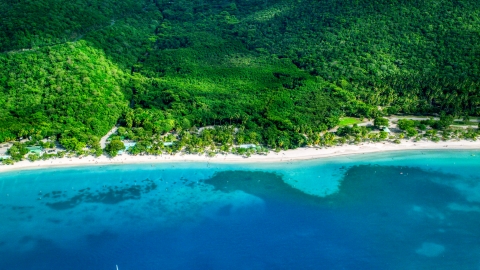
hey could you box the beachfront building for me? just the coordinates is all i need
[238,144,257,149]
[26,146,43,155]
[118,142,137,155]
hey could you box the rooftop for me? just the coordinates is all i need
[238,144,257,149]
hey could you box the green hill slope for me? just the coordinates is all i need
[1,0,479,146]
[0,0,145,51]
[241,0,480,114]
[0,41,128,142]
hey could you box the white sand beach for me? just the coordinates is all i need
[1,139,480,173]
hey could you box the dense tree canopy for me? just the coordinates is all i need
[0,41,129,143]
[0,0,145,51]
[1,0,479,147]
[105,139,125,157]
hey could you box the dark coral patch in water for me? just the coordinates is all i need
[11,206,34,211]
[203,171,324,206]
[47,218,62,224]
[85,231,118,248]
[216,204,232,216]
[203,166,471,210]
[329,165,466,208]
[44,179,157,210]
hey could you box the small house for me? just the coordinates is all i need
[118,142,137,155]
[27,146,43,155]
[238,144,257,149]
[124,142,137,150]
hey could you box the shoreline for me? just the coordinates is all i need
[1,139,480,173]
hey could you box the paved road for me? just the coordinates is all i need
[100,126,118,149]
[332,115,479,133]
[392,115,479,122]
[0,143,12,156]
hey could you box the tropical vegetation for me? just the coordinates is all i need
[1,0,479,160]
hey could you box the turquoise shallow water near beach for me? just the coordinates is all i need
[0,150,480,269]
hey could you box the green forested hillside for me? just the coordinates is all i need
[243,0,480,115]
[1,0,479,146]
[0,41,128,142]
[0,0,145,51]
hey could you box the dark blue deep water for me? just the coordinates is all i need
[1,150,480,269]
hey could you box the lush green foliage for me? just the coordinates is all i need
[398,115,453,131]
[6,142,29,161]
[0,41,129,143]
[1,0,480,148]
[0,0,145,51]
[374,117,389,127]
[105,140,125,157]
[241,0,480,115]
[338,117,361,127]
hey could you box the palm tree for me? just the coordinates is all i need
[241,115,249,125]
[234,113,240,125]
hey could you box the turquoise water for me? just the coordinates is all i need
[0,150,480,269]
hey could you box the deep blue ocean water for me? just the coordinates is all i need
[1,150,480,270]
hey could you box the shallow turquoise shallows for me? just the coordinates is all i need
[1,150,480,270]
